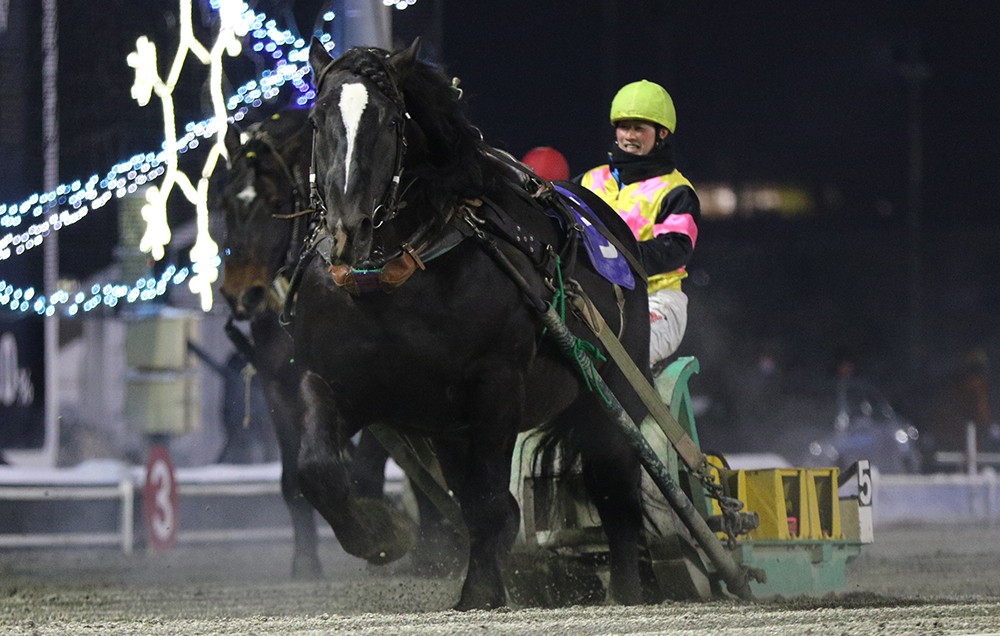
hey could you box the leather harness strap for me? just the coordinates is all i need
[570,292,708,474]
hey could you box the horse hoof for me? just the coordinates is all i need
[452,596,507,611]
[349,497,418,565]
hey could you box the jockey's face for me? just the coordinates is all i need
[615,119,668,156]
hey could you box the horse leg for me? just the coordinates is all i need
[296,370,416,564]
[350,428,389,499]
[254,356,322,579]
[407,438,470,577]
[452,372,522,611]
[574,401,645,605]
[275,416,322,579]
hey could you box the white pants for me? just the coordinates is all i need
[649,288,688,367]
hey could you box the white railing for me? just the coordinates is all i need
[933,422,1000,475]
[876,470,999,524]
[0,480,135,553]
[2,446,998,554]
[0,462,392,553]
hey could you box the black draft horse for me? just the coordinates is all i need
[216,109,463,577]
[215,109,323,578]
[293,39,651,609]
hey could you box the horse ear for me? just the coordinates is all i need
[224,124,242,164]
[309,38,334,85]
[391,37,421,69]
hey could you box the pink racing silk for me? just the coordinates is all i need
[652,212,698,246]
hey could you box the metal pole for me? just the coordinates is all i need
[41,0,59,467]
[966,421,978,477]
[538,306,755,601]
[900,34,928,381]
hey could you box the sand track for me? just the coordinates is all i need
[1,523,998,635]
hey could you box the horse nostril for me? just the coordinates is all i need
[241,286,267,313]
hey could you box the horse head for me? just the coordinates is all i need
[307,39,491,267]
[216,110,312,319]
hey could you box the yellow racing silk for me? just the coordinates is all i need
[580,165,698,292]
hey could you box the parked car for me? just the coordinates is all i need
[798,378,923,474]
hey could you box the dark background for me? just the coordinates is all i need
[2,1,998,456]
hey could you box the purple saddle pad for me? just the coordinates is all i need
[553,184,635,290]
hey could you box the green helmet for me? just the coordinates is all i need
[610,80,677,133]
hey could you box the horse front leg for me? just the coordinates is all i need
[251,319,322,578]
[296,371,416,564]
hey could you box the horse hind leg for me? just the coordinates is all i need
[296,370,417,564]
[571,400,645,605]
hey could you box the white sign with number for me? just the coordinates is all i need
[855,459,874,544]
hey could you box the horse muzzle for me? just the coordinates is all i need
[331,215,374,266]
[221,262,273,319]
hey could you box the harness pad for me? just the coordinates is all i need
[553,184,636,291]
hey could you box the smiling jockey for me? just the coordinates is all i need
[579,80,701,371]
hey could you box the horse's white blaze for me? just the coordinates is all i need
[236,183,257,203]
[339,82,369,194]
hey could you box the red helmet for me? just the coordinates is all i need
[521,146,569,182]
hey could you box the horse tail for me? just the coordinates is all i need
[528,407,588,483]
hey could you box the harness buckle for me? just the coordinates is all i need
[372,204,391,229]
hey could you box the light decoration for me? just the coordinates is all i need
[0,260,213,317]
[125,0,251,311]
[0,0,408,316]
[0,4,336,269]
[383,0,418,10]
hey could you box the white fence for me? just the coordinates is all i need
[0,480,135,552]
[875,470,999,525]
[0,461,399,552]
[1,457,997,554]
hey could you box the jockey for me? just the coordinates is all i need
[579,79,701,371]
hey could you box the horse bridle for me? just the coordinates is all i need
[309,49,410,233]
[279,48,467,303]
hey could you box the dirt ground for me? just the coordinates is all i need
[1,522,999,635]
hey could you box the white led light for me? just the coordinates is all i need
[124,0,253,310]
[0,0,413,313]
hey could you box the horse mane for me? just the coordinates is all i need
[331,46,499,208]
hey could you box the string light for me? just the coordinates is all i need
[383,0,418,10]
[0,260,212,317]
[125,0,254,311]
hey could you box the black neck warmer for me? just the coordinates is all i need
[608,138,676,185]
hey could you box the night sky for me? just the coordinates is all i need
[9,1,996,228]
[431,1,1000,227]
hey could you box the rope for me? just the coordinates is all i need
[572,337,611,405]
[240,363,256,429]
[538,255,610,405]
